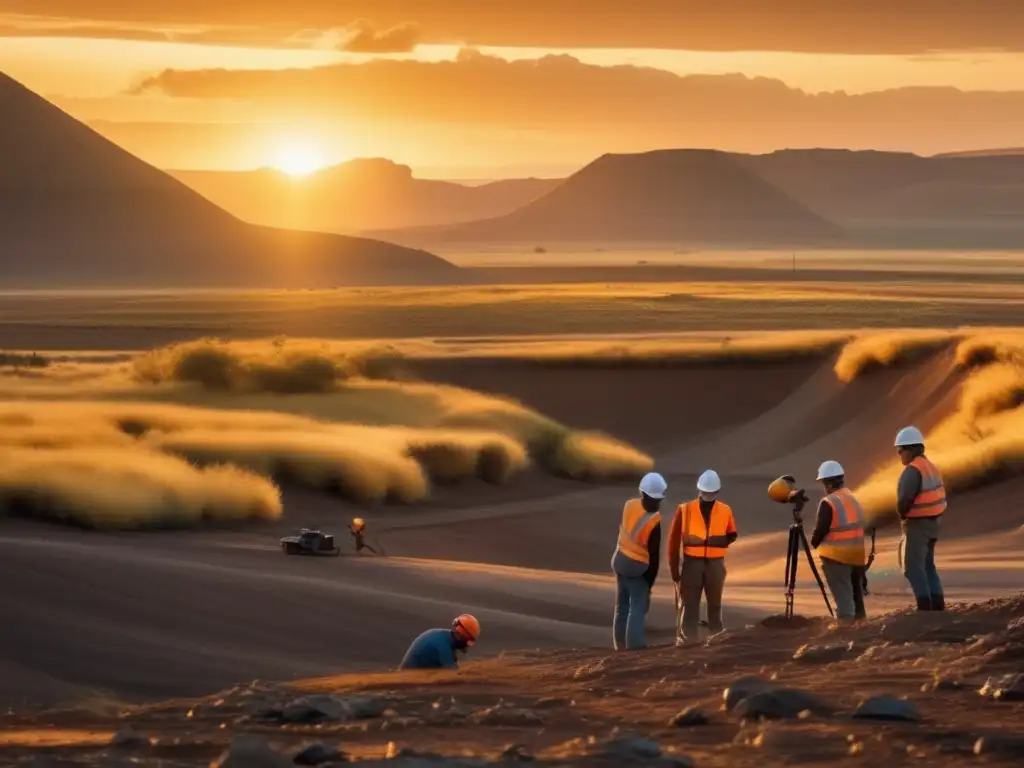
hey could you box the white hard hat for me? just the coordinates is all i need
[638,472,667,499]
[816,460,845,481]
[696,469,721,494]
[894,426,925,447]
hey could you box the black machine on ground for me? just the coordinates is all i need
[280,528,341,557]
[767,475,835,620]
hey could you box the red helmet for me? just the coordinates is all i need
[452,614,480,646]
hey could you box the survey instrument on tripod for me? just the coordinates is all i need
[767,475,835,620]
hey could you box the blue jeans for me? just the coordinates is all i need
[614,574,650,650]
[901,517,943,603]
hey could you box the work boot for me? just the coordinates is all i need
[930,594,946,611]
[915,595,932,611]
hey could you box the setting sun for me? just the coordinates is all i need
[269,142,326,177]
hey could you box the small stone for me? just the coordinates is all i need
[734,688,832,720]
[793,641,855,663]
[499,743,534,761]
[281,694,387,723]
[853,695,921,722]
[722,676,775,711]
[468,706,544,727]
[110,727,152,748]
[212,735,292,768]
[974,734,1024,756]
[979,673,1024,701]
[669,707,710,727]
[601,737,661,760]
[293,742,346,765]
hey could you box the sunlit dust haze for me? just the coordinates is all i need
[3,1,1024,178]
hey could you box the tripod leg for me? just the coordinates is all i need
[797,526,835,618]
[785,527,799,619]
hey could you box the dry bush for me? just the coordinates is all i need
[131,337,404,393]
[448,331,851,369]
[0,351,50,368]
[959,363,1024,421]
[955,332,1024,369]
[0,445,282,529]
[833,330,958,383]
[542,430,654,481]
[145,428,430,505]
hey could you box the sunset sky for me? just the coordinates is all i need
[2,1,1023,178]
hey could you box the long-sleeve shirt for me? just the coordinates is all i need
[644,524,661,588]
[810,498,832,549]
[399,628,458,670]
[896,464,923,520]
[667,499,738,581]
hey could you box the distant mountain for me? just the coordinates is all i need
[0,73,455,288]
[376,149,844,246]
[936,148,1024,158]
[170,160,560,234]
[742,149,1024,247]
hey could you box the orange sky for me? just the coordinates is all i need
[2,2,1023,178]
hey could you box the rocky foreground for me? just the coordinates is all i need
[2,595,1022,767]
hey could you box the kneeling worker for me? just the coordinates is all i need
[399,614,480,670]
[611,472,665,651]
[668,470,738,645]
[810,461,867,621]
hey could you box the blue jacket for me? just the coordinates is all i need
[399,628,459,670]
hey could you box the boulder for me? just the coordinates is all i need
[722,676,775,711]
[280,694,387,723]
[853,695,921,722]
[109,727,152,748]
[293,742,347,765]
[211,735,292,768]
[974,734,1024,756]
[734,688,832,720]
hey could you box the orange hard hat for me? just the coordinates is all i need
[352,517,365,532]
[452,614,480,645]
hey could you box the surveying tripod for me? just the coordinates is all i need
[783,494,835,620]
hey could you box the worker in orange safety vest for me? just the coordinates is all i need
[894,426,947,611]
[610,472,665,650]
[667,469,738,646]
[809,460,868,621]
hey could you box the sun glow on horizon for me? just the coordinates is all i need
[268,141,328,177]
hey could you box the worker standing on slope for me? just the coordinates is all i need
[668,470,738,646]
[810,461,867,621]
[894,426,947,611]
[611,472,665,651]
[399,614,480,670]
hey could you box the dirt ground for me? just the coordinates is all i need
[1,262,1023,765]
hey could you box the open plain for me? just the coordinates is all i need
[1,256,1022,766]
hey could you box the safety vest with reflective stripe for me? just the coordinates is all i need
[679,499,736,559]
[907,456,946,518]
[616,498,660,564]
[817,488,867,566]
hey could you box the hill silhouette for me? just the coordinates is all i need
[171,160,559,234]
[743,149,1024,248]
[376,149,845,246]
[0,73,455,288]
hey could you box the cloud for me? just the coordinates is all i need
[334,19,420,53]
[130,52,1024,152]
[3,1,1024,54]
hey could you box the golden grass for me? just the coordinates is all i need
[131,337,404,392]
[0,444,282,530]
[832,330,958,383]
